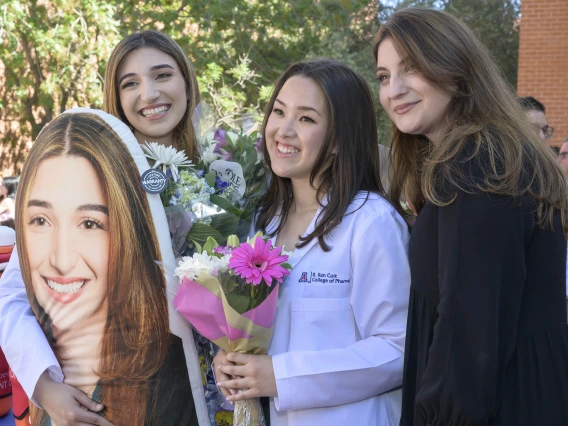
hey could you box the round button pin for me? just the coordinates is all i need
[140,169,168,194]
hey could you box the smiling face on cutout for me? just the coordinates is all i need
[265,75,329,184]
[26,156,110,333]
[117,47,188,146]
[376,38,452,143]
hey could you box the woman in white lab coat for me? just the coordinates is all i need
[214,59,411,425]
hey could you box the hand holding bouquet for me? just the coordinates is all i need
[173,233,291,426]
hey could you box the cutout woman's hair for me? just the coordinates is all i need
[17,112,170,425]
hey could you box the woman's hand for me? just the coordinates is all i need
[216,353,277,402]
[213,349,237,399]
[33,370,114,426]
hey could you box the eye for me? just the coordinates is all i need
[79,218,106,231]
[377,74,389,83]
[28,215,50,227]
[299,116,315,123]
[121,80,137,89]
[156,72,173,80]
[272,108,284,116]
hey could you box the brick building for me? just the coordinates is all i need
[517,0,568,147]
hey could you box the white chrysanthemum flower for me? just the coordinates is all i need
[175,252,230,280]
[142,141,193,181]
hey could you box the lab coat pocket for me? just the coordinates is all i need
[289,297,357,351]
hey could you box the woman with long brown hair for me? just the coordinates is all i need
[15,110,197,425]
[374,7,568,425]
[103,30,201,161]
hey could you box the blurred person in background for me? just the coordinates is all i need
[518,96,554,143]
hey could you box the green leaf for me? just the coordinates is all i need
[210,194,243,217]
[203,236,220,255]
[188,223,224,245]
[225,293,253,315]
[192,240,203,253]
[205,170,217,187]
[210,213,240,243]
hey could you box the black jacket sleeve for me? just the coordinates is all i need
[414,191,532,425]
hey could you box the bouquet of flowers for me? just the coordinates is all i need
[173,233,291,426]
[193,102,265,239]
[141,102,265,258]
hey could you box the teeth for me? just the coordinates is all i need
[141,105,169,117]
[277,144,300,154]
[47,279,86,294]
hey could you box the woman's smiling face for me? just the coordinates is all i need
[117,47,188,146]
[265,75,329,183]
[376,38,452,143]
[26,155,110,332]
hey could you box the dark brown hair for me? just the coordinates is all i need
[256,60,387,251]
[18,113,169,425]
[373,7,568,233]
[103,30,201,161]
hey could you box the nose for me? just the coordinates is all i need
[140,79,159,104]
[276,117,297,139]
[49,226,79,275]
[388,74,408,100]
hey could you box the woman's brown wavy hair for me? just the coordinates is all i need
[103,30,201,162]
[373,7,568,233]
[17,113,170,425]
[256,60,388,251]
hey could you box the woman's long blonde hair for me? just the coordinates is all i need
[374,7,568,233]
[103,30,201,161]
[17,113,170,425]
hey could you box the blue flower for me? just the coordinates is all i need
[215,174,230,191]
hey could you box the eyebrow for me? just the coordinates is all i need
[28,199,52,209]
[28,200,109,216]
[118,64,175,85]
[275,98,321,117]
[77,204,109,216]
[376,57,412,74]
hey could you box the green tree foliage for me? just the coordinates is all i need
[310,0,521,144]
[379,0,521,86]
[0,0,520,172]
[0,0,120,169]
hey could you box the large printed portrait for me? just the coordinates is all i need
[16,111,198,425]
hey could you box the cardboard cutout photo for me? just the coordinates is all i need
[16,110,199,426]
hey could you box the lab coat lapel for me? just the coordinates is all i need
[287,203,323,269]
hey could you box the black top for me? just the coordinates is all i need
[40,334,197,426]
[150,333,198,426]
[401,180,568,424]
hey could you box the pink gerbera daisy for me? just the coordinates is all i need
[229,238,290,286]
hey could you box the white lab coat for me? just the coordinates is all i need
[267,192,410,426]
[0,109,210,425]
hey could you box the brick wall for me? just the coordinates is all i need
[517,0,568,147]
